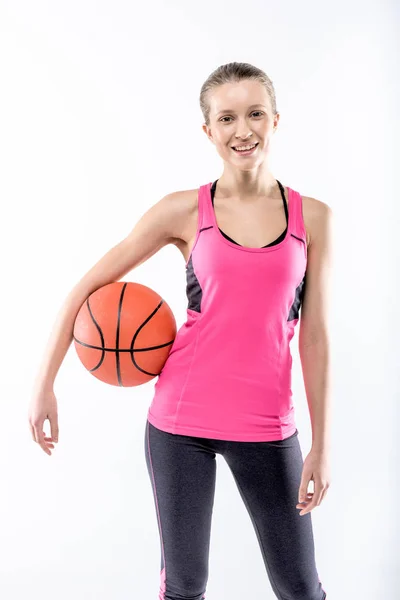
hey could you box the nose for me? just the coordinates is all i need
[234,127,253,141]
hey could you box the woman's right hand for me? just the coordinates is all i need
[28,387,59,456]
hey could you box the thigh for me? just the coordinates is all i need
[223,431,326,600]
[144,420,217,600]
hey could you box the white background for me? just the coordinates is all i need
[1,1,399,598]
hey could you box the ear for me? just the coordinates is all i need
[202,123,214,144]
[273,112,280,131]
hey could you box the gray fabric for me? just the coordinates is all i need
[144,420,326,600]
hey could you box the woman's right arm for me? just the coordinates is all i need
[28,190,193,455]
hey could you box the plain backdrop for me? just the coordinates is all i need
[0,1,399,599]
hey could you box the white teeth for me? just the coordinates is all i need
[234,143,256,151]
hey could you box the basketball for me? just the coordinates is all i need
[73,281,177,387]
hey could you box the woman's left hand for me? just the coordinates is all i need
[296,449,331,516]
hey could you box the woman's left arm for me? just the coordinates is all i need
[296,198,334,515]
[299,198,334,452]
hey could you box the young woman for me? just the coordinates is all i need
[29,62,331,600]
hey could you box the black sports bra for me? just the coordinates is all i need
[211,179,288,248]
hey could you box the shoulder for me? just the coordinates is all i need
[300,195,333,248]
[163,188,198,208]
[162,188,198,223]
[158,188,199,243]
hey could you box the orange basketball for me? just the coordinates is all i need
[73,281,177,387]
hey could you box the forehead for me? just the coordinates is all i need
[209,80,270,114]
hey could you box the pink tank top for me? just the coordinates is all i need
[147,181,308,441]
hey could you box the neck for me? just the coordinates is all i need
[216,165,279,199]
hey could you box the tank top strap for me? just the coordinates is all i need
[198,182,215,229]
[198,182,306,244]
[287,186,307,243]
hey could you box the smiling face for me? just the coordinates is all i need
[202,79,280,170]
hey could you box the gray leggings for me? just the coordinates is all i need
[144,420,327,600]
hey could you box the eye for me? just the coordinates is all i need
[219,111,264,123]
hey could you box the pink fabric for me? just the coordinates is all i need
[147,182,307,441]
[158,568,166,600]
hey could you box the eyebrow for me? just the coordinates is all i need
[216,104,266,116]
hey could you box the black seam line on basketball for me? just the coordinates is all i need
[116,283,128,386]
[86,295,106,372]
[72,337,174,353]
[290,233,306,244]
[129,299,166,377]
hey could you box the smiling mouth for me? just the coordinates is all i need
[231,143,259,152]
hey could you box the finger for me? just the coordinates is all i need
[296,492,313,506]
[31,419,43,444]
[314,484,325,506]
[296,497,313,512]
[300,486,324,515]
[50,421,59,443]
[29,422,37,442]
[29,420,52,454]
[42,432,55,450]
[300,494,319,514]
[298,494,317,514]
[319,487,329,503]
[298,482,311,503]
[34,427,51,455]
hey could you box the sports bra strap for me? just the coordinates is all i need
[198,181,306,243]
